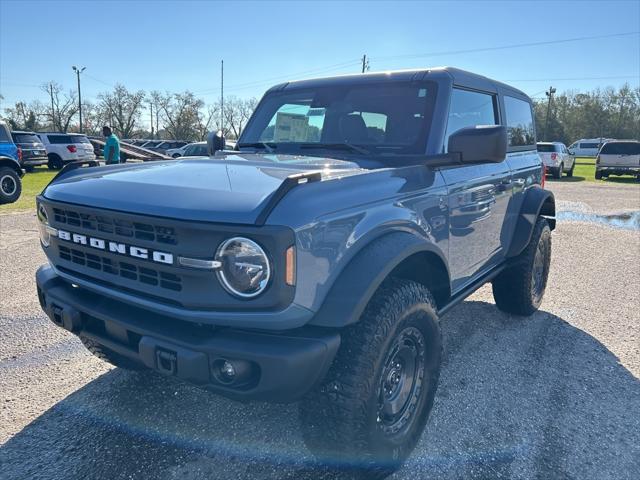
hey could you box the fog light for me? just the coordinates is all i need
[220,360,236,380]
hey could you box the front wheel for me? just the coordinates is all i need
[299,279,442,479]
[492,217,551,315]
[0,167,22,204]
[595,170,602,180]
[566,160,575,178]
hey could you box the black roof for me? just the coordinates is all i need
[267,66,530,100]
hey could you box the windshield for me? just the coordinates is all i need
[12,133,41,144]
[240,81,437,157]
[600,142,640,155]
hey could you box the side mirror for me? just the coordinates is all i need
[448,125,507,164]
[207,130,226,155]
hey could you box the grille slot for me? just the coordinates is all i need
[58,245,182,292]
[53,208,177,245]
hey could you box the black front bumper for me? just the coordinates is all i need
[36,265,340,402]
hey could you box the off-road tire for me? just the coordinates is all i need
[299,278,442,479]
[492,217,551,316]
[553,164,563,179]
[80,336,145,371]
[595,170,602,180]
[47,154,63,170]
[0,167,22,204]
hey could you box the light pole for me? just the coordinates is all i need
[72,66,86,132]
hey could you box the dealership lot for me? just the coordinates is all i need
[1,182,638,480]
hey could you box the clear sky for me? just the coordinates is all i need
[1,0,638,127]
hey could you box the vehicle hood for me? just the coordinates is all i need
[42,154,365,224]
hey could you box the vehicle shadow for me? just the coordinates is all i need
[1,301,638,480]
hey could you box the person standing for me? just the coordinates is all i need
[102,126,121,164]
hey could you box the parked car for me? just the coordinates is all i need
[0,120,24,204]
[568,138,611,157]
[11,131,48,171]
[537,142,575,179]
[179,141,208,157]
[165,143,191,158]
[37,132,96,169]
[35,67,555,478]
[147,140,188,154]
[595,140,640,180]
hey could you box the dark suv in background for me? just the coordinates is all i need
[11,131,48,171]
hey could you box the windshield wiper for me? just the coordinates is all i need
[237,142,277,153]
[299,143,372,155]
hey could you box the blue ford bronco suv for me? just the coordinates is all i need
[0,120,24,204]
[36,67,555,477]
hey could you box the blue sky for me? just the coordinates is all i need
[1,0,638,125]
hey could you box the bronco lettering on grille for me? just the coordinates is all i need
[57,229,174,265]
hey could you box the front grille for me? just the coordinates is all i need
[59,245,182,292]
[53,207,177,245]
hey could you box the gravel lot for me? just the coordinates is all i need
[1,181,639,480]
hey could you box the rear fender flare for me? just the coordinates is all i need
[507,186,555,258]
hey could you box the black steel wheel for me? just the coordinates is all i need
[299,279,442,479]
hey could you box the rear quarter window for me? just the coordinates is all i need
[600,142,640,155]
[47,135,73,144]
[504,96,535,148]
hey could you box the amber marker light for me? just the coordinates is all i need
[285,246,296,286]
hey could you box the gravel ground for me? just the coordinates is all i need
[1,181,639,480]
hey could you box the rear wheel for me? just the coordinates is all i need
[0,167,22,204]
[492,217,551,316]
[299,279,442,479]
[595,170,602,180]
[553,164,563,179]
[47,154,63,170]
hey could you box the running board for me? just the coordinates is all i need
[438,264,506,317]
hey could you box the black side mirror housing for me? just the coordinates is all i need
[207,130,226,155]
[447,125,507,164]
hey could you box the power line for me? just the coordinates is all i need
[372,31,640,62]
[508,75,639,82]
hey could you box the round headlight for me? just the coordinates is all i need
[215,237,271,298]
[37,203,51,247]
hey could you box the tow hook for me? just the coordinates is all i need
[156,349,177,376]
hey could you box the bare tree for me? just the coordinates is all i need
[41,81,79,132]
[223,96,258,139]
[157,91,205,141]
[3,100,46,131]
[97,85,146,138]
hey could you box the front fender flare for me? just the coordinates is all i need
[309,231,448,328]
[507,186,555,258]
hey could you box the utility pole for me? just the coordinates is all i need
[72,66,86,132]
[150,101,154,138]
[48,83,55,130]
[543,86,556,141]
[361,54,369,73]
[220,59,224,136]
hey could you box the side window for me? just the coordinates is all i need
[504,96,535,148]
[0,126,11,142]
[444,88,497,150]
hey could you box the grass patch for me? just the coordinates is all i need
[547,157,639,185]
[0,168,56,213]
